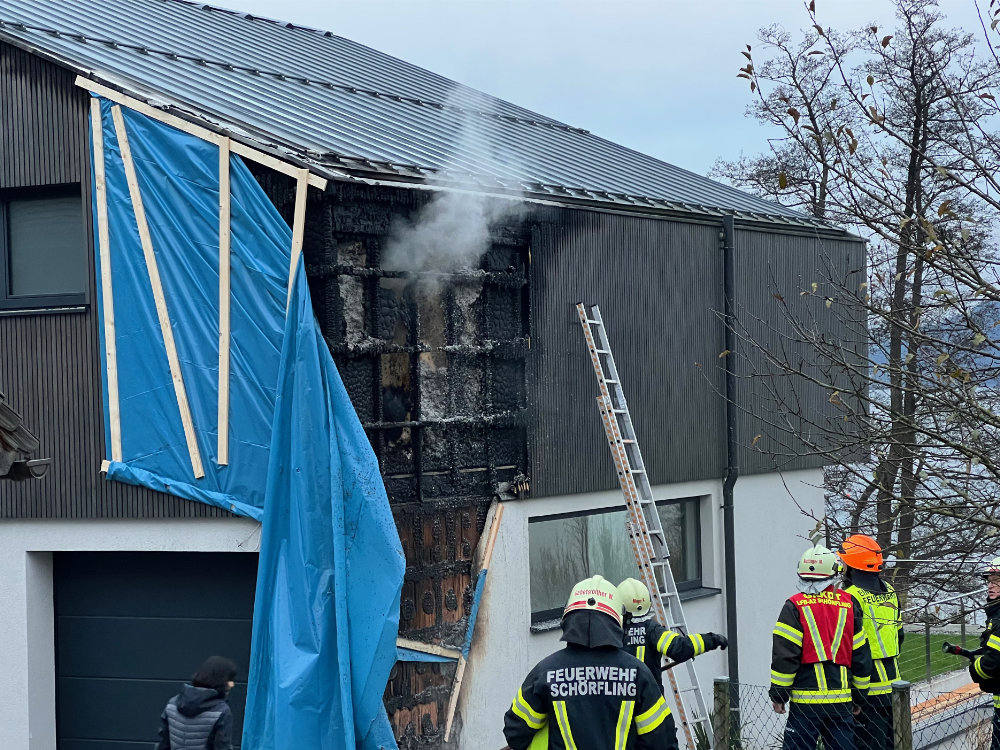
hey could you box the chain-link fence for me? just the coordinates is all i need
[898,588,989,685]
[706,679,994,750]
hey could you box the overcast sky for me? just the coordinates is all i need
[221,0,989,177]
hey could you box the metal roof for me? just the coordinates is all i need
[0,0,831,227]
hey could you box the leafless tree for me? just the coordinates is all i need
[712,0,1000,609]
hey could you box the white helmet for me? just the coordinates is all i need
[563,575,622,626]
[798,545,841,580]
[617,578,651,617]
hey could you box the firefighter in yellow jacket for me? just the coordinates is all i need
[503,575,677,750]
[838,534,903,750]
[770,545,872,750]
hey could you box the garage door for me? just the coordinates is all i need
[54,552,257,750]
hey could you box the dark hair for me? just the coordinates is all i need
[192,656,238,693]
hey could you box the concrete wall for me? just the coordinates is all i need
[0,516,259,750]
[457,468,825,749]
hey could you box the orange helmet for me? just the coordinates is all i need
[837,534,883,572]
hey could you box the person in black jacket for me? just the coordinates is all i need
[770,545,872,750]
[155,655,237,750]
[970,557,1000,750]
[503,574,677,750]
[618,577,727,692]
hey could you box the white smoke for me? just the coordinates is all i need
[381,89,526,273]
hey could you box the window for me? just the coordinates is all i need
[529,498,701,623]
[1,187,87,311]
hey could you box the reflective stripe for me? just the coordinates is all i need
[615,700,635,750]
[658,631,678,652]
[635,695,670,735]
[975,657,991,681]
[512,688,546,730]
[553,701,578,750]
[791,688,853,704]
[989,634,1000,652]
[636,645,646,665]
[774,622,804,647]
[830,607,849,658]
[853,631,866,649]
[875,660,889,685]
[691,634,706,656]
[771,669,795,687]
[994,694,1000,709]
[852,673,870,690]
[801,606,829,661]
[814,664,828,692]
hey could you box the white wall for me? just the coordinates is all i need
[0,517,260,750]
[732,468,826,686]
[458,467,825,750]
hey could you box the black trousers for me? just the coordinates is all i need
[854,697,892,750]
[782,705,855,750]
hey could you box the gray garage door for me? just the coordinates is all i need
[54,552,257,750]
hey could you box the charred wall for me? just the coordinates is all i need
[251,171,530,748]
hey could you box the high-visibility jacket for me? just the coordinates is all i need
[971,599,1000,702]
[622,613,711,690]
[769,586,872,711]
[503,644,677,750]
[846,582,903,697]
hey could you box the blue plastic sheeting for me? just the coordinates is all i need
[245,268,404,749]
[89,97,404,750]
[396,648,457,664]
[93,98,288,519]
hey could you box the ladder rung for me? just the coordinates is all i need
[603,379,619,384]
[594,348,611,354]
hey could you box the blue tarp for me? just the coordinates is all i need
[89,97,404,750]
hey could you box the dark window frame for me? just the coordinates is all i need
[528,497,702,624]
[0,184,88,312]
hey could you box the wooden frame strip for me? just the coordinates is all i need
[111,105,205,479]
[395,637,461,661]
[91,99,123,463]
[217,138,232,466]
[287,168,310,308]
[75,77,329,190]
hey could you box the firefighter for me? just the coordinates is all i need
[617,577,728,692]
[837,534,903,750]
[503,574,677,750]
[770,545,872,750]
[970,556,1000,750]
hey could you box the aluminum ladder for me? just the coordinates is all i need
[576,303,712,750]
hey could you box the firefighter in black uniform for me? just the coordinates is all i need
[618,577,728,692]
[770,545,872,750]
[503,574,677,750]
[970,556,1000,750]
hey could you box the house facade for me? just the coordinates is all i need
[0,2,864,749]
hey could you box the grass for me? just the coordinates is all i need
[897,632,973,683]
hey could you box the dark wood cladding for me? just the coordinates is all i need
[733,228,866,474]
[0,42,229,518]
[528,209,728,497]
[0,42,84,188]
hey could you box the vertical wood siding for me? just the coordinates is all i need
[529,209,728,497]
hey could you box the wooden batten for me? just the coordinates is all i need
[90,99,122,464]
[75,77,328,189]
[111,105,205,480]
[287,168,309,308]
[217,138,232,466]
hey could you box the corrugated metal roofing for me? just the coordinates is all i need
[0,0,823,225]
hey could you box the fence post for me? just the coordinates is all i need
[924,622,932,683]
[713,677,731,750]
[891,680,913,750]
[960,603,967,648]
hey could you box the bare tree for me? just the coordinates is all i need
[712,0,1000,607]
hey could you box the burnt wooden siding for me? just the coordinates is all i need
[0,41,229,517]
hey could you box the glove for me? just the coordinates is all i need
[705,633,728,651]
